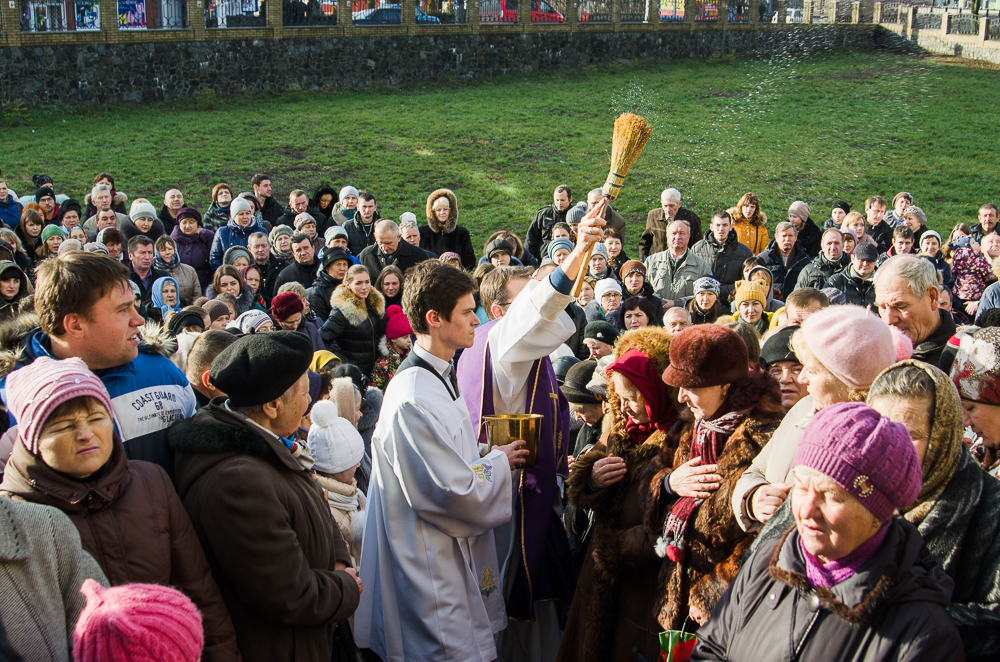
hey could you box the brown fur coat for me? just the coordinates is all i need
[645,369,785,631]
[558,328,681,662]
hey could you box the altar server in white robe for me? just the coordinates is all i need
[354,207,608,662]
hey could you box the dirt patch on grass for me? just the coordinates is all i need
[929,55,1000,71]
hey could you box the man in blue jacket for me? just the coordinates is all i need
[0,179,23,229]
[0,252,196,477]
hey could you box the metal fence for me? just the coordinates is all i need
[915,11,942,29]
[947,12,978,35]
[729,0,750,22]
[21,0,100,31]
[879,2,902,23]
[694,0,718,20]
[479,0,517,22]
[578,0,609,21]
[284,0,338,25]
[351,0,402,23]
[118,0,187,28]
[418,0,466,23]
[205,0,266,26]
[990,17,1000,40]
[620,0,645,22]
[659,0,682,21]
[531,0,566,22]
[759,0,777,22]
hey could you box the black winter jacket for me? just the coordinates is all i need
[358,240,434,281]
[526,203,570,261]
[343,214,381,257]
[759,241,811,299]
[309,270,342,324]
[795,217,823,258]
[272,259,319,294]
[276,204,331,236]
[320,286,386,377]
[866,219,895,255]
[691,229,754,298]
[795,252,851,291]
[694,520,963,662]
[825,266,877,308]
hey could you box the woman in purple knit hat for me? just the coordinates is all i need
[692,402,964,662]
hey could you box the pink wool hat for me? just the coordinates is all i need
[793,402,921,522]
[6,356,113,455]
[385,305,413,341]
[799,305,895,391]
[73,579,203,662]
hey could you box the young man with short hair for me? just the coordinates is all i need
[344,191,381,256]
[0,252,197,475]
[128,235,169,302]
[864,195,893,254]
[251,173,283,225]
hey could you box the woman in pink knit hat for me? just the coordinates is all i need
[0,357,240,662]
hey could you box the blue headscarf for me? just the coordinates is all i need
[151,276,182,319]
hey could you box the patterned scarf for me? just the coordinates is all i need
[657,408,748,562]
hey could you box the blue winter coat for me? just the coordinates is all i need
[209,219,266,271]
[0,195,23,229]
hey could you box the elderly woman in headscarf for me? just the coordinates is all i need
[950,326,1000,476]
[693,402,963,661]
[866,359,1000,661]
[645,324,785,633]
[558,327,678,662]
[732,305,900,534]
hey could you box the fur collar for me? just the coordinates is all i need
[425,189,458,234]
[768,524,901,626]
[0,313,39,378]
[169,415,274,459]
[331,284,385,326]
[359,386,383,433]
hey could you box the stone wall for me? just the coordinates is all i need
[1,25,883,106]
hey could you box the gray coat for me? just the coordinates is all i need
[695,520,964,662]
[0,499,108,662]
[691,230,754,298]
[645,249,711,301]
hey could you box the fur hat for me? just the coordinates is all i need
[794,402,921,523]
[322,246,352,270]
[210,331,312,407]
[73,579,203,662]
[271,291,304,321]
[663,324,748,388]
[308,400,365,475]
[385,305,413,341]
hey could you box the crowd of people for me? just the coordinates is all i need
[0,170,997,662]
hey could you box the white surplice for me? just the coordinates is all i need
[354,343,513,662]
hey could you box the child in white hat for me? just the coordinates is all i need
[308,399,367,567]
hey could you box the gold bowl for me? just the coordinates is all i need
[483,414,543,469]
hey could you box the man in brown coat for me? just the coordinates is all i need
[639,187,702,260]
[169,331,361,662]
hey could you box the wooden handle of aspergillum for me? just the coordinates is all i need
[570,190,615,298]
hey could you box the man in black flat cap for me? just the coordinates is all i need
[168,331,361,662]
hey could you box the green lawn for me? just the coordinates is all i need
[3,50,999,254]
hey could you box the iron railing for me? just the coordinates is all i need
[578,0,609,21]
[479,0,517,22]
[205,0,266,27]
[21,0,100,31]
[119,0,187,29]
[418,0,466,23]
[532,0,566,22]
[284,0,338,25]
[947,13,978,35]
[620,0,645,22]
[990,17,1000,40]
[729,0,750,22]
[694,0,718,20]
[659,0,683,21]
[351,0,403,24]
[759,0,777,22]
[915,11,942,29]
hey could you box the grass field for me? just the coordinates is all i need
[3,50,999,254]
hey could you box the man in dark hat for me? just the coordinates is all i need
[824,241,878,308]
[168,331,361,662]
[758,325,806,412]
[583,320,619,360]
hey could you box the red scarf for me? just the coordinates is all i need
[608,349,677,444]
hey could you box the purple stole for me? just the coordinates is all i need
[456,318,575,621]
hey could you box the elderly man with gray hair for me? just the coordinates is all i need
[875,254,957,366]
[83,184,131,235]
[639,187,703,260]
[357,219,435,278]
[158,188,185,234]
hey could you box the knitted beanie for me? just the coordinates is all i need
[950,326,1000,405]
[58,239,83,255]
[202,299,230,323]
[485,237,513,260]
[223,245,253,266]
[84,242,110,255]
[903,205,927,226]
[35,186,56,202]
[130,201,157,221]
[236,309,273,335]
[384,305,413,341]
[73,579,203,662]
[308,400,365,475]
[399,211,417,225]
[41,224,65,242]
[547,238,574,260]
[439,251,462,264]
[594,278,622,301]
[176,207,202,224]
[269,224,294,246]
[793,402,922,522]
[294,213,316,231]
[339,186,360,201]
[832,200,851,214]
[621,259,646,278]
[733,280,768,308]
[271,291,304,321]
[693,277,720,297]
[325,225,348,245]
[663,324,748,389]
[921,230,942,245]
[6,356,113,455]
[789,201,811,221]
[800,305,895,391]
[590,242,609,261]
[229,197,252,220]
